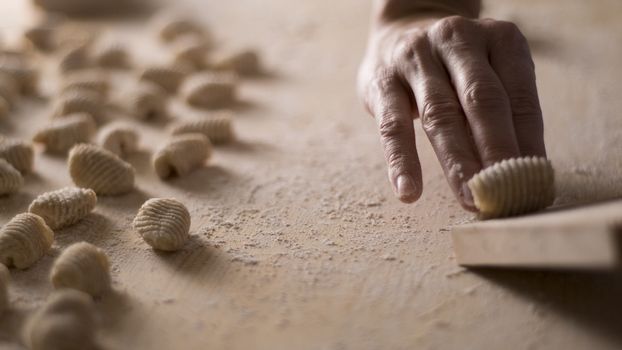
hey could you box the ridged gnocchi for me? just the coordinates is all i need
[0,263,9,314]
[0,137,34,173]
[53,89,106,123]
[68,144,135,195]
[0,159,23,196]
[123,82,168,120]
[0,73,19,108]
[0,213,54,269]
[170,113,235,144]
[61,70,109,98]
[213,49,260,75]
[58,45,90,73]
[24,26,56,52]
[33,113,97,153]
[173,36,209,70]
[95,43,130,69]
[0,96,8,120]
[50,242,111,297]
[24,289,99,350]
[133,198,191,251]
[0,58,39,95]
[139,65,189,94]
[97,123,140,157]
[181,71,237,109]
[155,15,205,43]
[468,156,556,219]
[28,187,97,230]
[153,133,211,179]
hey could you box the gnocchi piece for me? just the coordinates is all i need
[0,159,24,196]
[0,57,39,95]
[123,82,168,120]
[133,198,191,251]
[68,144,135,195]
[0,96,8,120]
[170,113,235,145]
[213,49,260,75]
[58,45,90,73]
[61,70,109,98]
[53,89,106,123]
[24,26,56,52]
[468,156,556,219]
[24,289,99,350]
[139,65,189,94]
[181,72,238,109]
[33,113,97,153]
[0,71,20,107]
[28,187,97,230]
[0,137,35,173]
[0,263,9,314]
[173,36,209,70]
[50,242,110,297]
[95,43,130,69]
[97,123,140,157]
[0,213,54,269]
[155,14,206,43]
[153,133,211,180]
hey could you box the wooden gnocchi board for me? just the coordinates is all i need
[452,200,622,269]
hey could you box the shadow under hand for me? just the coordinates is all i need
[474,268,622,346]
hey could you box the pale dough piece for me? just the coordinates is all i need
[28,187,97,230]
[58,45,90,73]
[173,36,209,70]
[0,73,19,108]
[53,89,106,123]
[170,112,235,144]
[152,133,211,180]
[133,198,191,251]
[467,156,555,219]
[0,159,24,196]
[50,241,111,297]
[123,82,168,120]
[68,144,135,195]
[33,113,97,154]
[97,122,140,157]
[154,14,206,43]
[0,213,54,269]
[0,263,9,314]
[138,65,189,94]
[0,57,39,95]
[24,289,99,350]
[213,49,260,75]
[61,70,109,98]
[0,96,8,120]
[95,43,130,69]
[181,71,238,109]
[0,136,35,174]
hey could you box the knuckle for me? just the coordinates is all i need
[420,97,463,134]
[481,144,518,163]
[508,88,542,119]
[492,20,529,47]
[386,149,409,171]
[431,16,475,41]
[378,112,409,140]
[463,80,507,111]
[361,68,400,115]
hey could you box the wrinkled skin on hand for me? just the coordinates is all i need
[358,15,545,211]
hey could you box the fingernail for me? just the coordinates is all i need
[461,182,476,209]
[396,174,417,202]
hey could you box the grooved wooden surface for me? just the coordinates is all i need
[1,1,622,349]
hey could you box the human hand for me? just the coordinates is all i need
[358,15,545,211]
